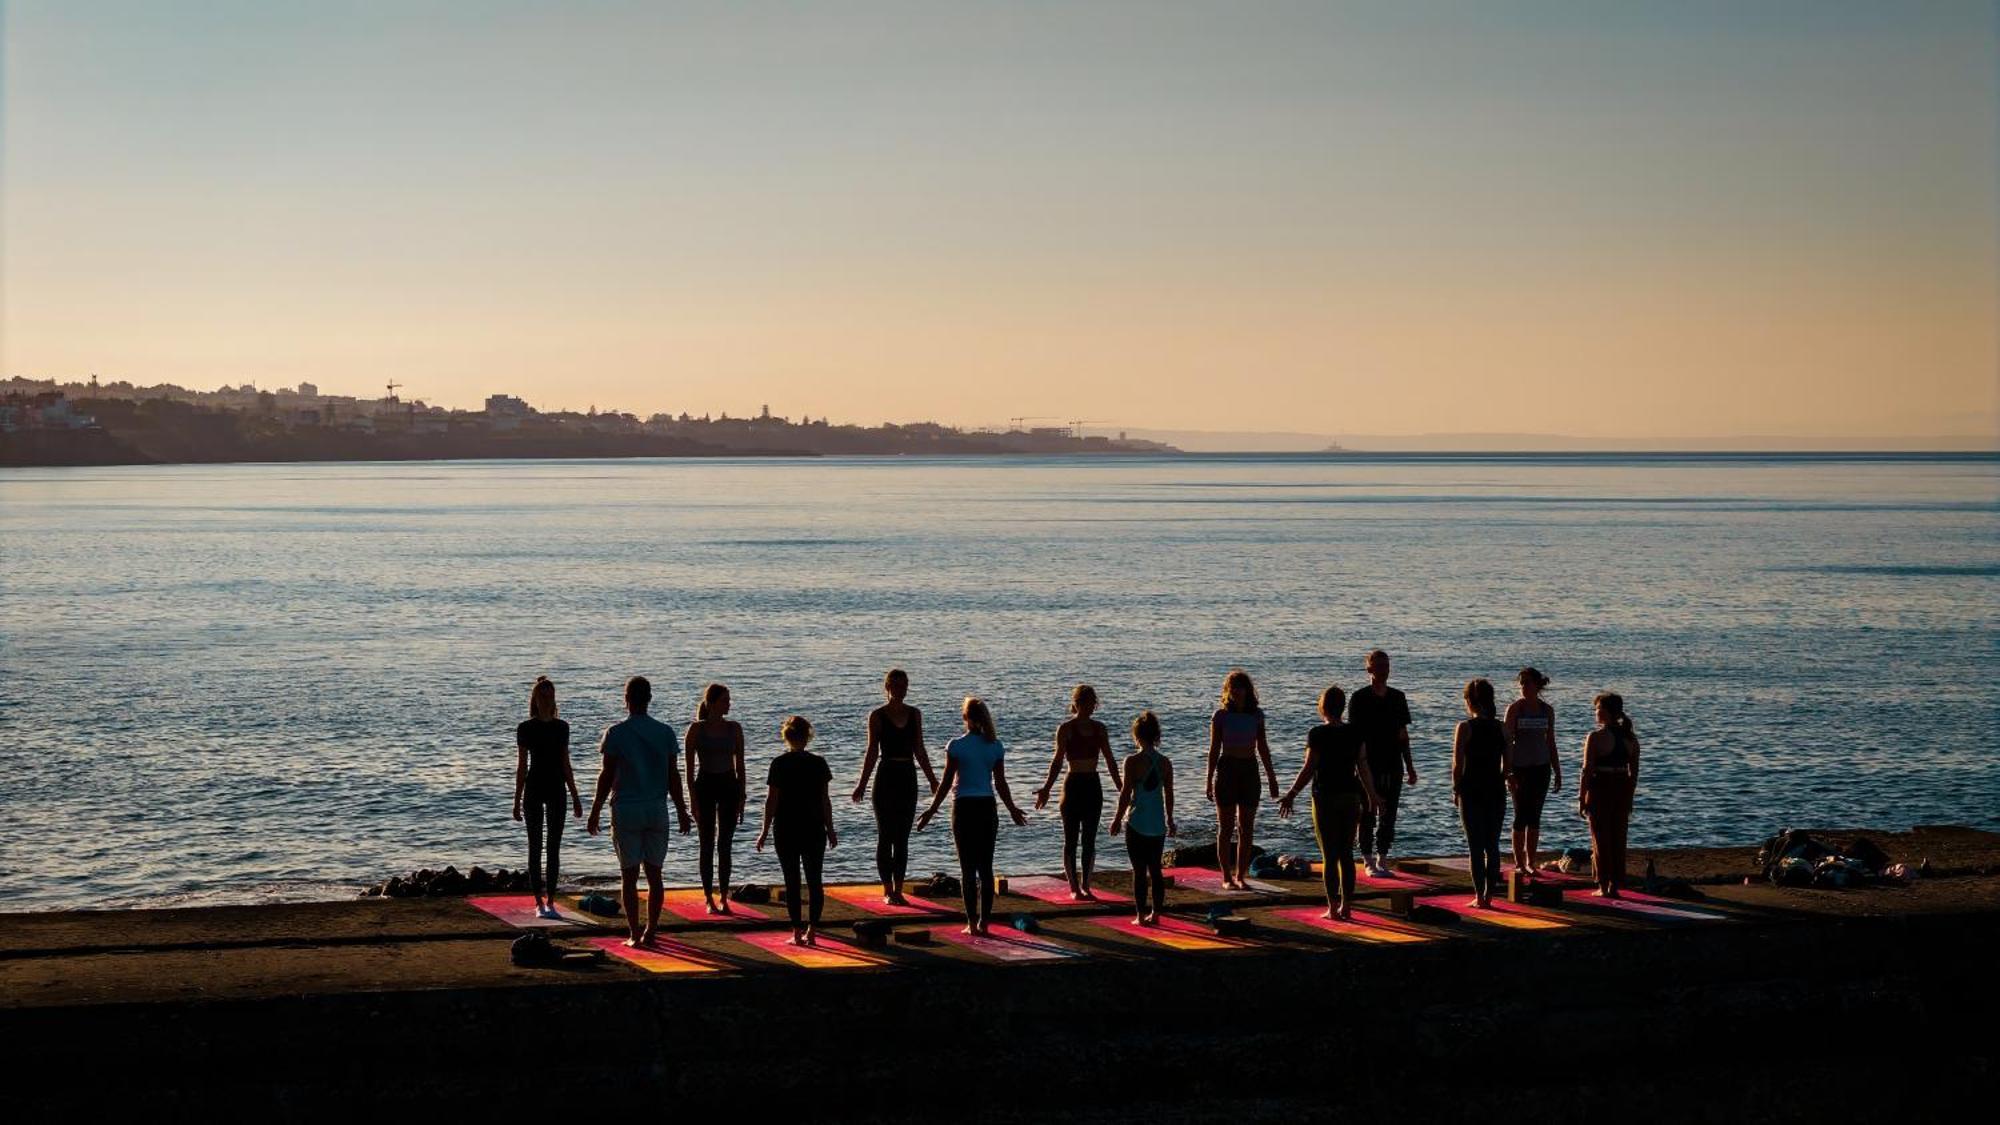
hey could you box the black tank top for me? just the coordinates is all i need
[878,708,919,761]
[1599,725,1632,770]
[1457,717,1507,799]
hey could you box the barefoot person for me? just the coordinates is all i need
[513,676,582,920]
[1452,679,1510,908]
[587,677,692,947]
[1034,684,1123,900]
[852,669,939,906]
[1504,667,1561,877]
[1109,710,1176,924]
[916,697,1028,935]
[684,683,746,914]
[1205,670,1279,890]
[1278,685,1380,920]
[1578,693,1640,898]
[1352,650,1418,877]
[756,716,837,945]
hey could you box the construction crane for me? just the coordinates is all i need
[1008,415,1056,432]
[1068,419,1110,439]
[384,381,403,403]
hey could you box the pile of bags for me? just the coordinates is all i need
[1757,829,1913,888]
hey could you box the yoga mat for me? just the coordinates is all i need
[735,928,886,969]
[1413,895,1568,930]
[660,888,770,923]
[1162,867,1283,895]
[1275,907,1435,944]
[824,884,953,915]
[1004,874,1131,905]
[1580,893,1725,923]
[1087,914,1247,951]
[1425,855,1591,886]
[589,936,725,974]
[468,896,588,928]
[929,925,1079,962]
[1312,862,1445,890]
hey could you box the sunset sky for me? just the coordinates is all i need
[3,2,1994,443]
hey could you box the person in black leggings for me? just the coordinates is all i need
[917,697,1028,934]
[512,676,582,920]
[1453,678,1510,908]
[684,683,746,914]
[1033,684,1123,900]
[756,716,837,945]
[851,668,939,906]
[1279,685,1381,921]
[1109,710,1176,925]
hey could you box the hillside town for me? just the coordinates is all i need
[0,376,1173,465]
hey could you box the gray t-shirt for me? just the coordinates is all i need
[600,713,677,812]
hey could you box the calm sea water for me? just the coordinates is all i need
[1,454,1994,910]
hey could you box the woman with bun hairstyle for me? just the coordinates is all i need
[1278,685,1380,920]
[684,682,747,914]
[1578,693,1641,898]
[512,676,582,920]
[1453,678,1510,909]
[917,697,1028,935]
[1205,670,1279,890]
[1109,710,1176,925]
[852,668,940,906]
[1504,667,1560,877]
[1034,684,1123,900]
[756,715,837,946]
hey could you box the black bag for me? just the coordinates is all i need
[510,932,560,967]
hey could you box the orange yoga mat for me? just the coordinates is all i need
[659,888,771,924]
[734,928,887,969]
[589,935,727,974]
[929,925,1080,962]
[1086,913,1252,952]
[824,884,954,915]
[1161,866,1283,895]
[1274,906,1436,944]
[468,895,589,928]
[1413,895,1568,930]
[1005,874,1131,905]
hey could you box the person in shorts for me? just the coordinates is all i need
[587,676,692,947]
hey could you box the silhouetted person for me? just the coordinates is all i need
[1033,684,1122,900]
[513,676,582,919]
[1504,667,1561,877]
[1278,685,1380,920]
[1453,678,1509,908]
[756,716,837,945]
[1353,650,1418,875]
[1579,693,1640,898]
[1109,710,1176,925]
[587,676,691,946]
[685,682,746,914]
[917,696,1028,934]
[851,669,939,905]
[1205,669,1278,889]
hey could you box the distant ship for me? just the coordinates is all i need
[1320,441,1349,453]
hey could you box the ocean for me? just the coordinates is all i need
[1,453,1994,910]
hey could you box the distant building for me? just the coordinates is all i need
[297,382,318,397]
[485,394,531,432]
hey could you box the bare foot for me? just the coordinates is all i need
[1467,897,1484,909]
[623,936,643,949]
[1133,913,1148,925]
[1143,911,1161,926]
[1070,891,1089,902]
[805,926,818,946]
[792,930,807,946]
[719,899,732,915]
[639,926,658,946]
[889,891,909,906]
[1081,888,1098,901]
[1320,908,1336,920]
[962,924,977,936]
[704,898,720,916]
[1475,897,1492,909]
[1590,888,1609,898]
[1336,907,1353,922]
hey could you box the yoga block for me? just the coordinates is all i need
[1385,890,1415,916]
[1510,876,1563,907]
[892,928,933,946]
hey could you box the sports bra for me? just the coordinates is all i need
[877,707,919,762]
[1596,726,1632,770]
[692,721,736,777]
[1064,719,1109,770]
[1214,709,1263,758]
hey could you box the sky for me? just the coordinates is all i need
[3,1,1995,445]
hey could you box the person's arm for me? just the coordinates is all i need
[1162,759,1177,837]
[1205,715,1222,802]
[512,737,528,822]
[995,755,1027,827]
[852,712,880,804]
[682,727,699,799]
[1576,732,1595,815]
[1100,727,1123,792]
[1628,734,1640,786]
[1035,724,1066,809]
[1108,753,1137,834]
[1502,703,1521,791]
[732,724,748,820]
[913,712,940,793]
[1255,716,1279,798]
[755,784,777,852]
[1548,704,1563,792]
[667,736,692,833]
[562,730,583,817]
[1450,722,1467,806]
[1400,725,1417,785]
[1278,740,1317,817]
[821,778,838,848]
[586,733,616,836]
[1357,751,1382,814]
[916,753,957,830]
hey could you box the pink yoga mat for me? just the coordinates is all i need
[1580,893,1724,922]
[1161,867,1283,895]
[468,896,589,928]
[1412,895,1568,930]
[1275,906,1436,944]
[929,925,1079,962]
[1424,855,1591,886]
[659,888,770,924]
[589,936,726,974]
[1005,874,1131,905]
[735,928,886,969]
[1086,913,1252,951]
[824,884,953,915]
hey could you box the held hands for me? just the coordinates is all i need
[1109,816,1123,835]
[1276,795,1294,818]
[916,808,935,832]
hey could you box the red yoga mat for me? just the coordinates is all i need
[1005,874,1131,905]
[824,884,954,915]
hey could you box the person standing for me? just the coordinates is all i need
[1452,679,1510,908]
[916,697,1028,935]
[1351,650,1418,877]
[756,716,838,946]
[684,683,746,914]
[587,677,692,948]
[851,669,940,906]
[1109,711,1176,925]
[1277,685,1380,920]
[1205,670,1279,890]
[1503,667,1561,877]
[1033,684,1123,900]
[512,676,582,920]
[1578,693,1640,898]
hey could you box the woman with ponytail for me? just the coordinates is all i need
[684,682,747,914]
[1034,684,1122,900]
[513,677,581,920]
[1578,693,1641,898]
[917,696,1028,934]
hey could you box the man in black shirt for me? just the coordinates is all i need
[1350,650,1417,876]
